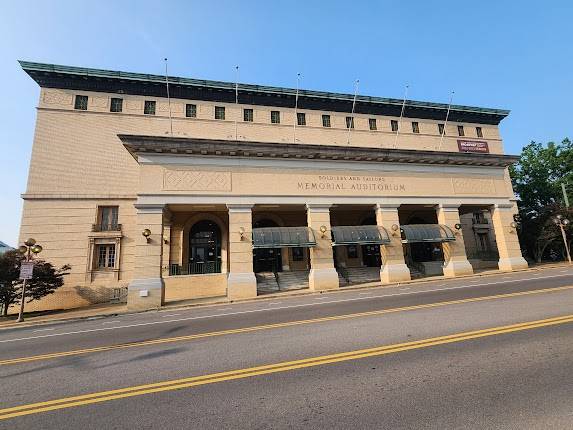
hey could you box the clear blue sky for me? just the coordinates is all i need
[1,1,571,246]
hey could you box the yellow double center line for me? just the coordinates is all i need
[2,284,573,367]
[1,313,572,420]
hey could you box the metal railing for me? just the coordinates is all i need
[92,223,122,232]
[169,261,222,276]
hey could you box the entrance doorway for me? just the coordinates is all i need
[188,220,222,274]
[253,219,283,273]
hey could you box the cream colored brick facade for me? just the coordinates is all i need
[15,62,527,313]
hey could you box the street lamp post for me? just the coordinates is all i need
[553,215,571,264]
[16,238,42,322]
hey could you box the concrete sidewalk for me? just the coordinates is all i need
[0,261,569,330]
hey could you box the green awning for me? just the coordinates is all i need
[331,225,391,246]
[252,227,316,249]
[400,224,456,243]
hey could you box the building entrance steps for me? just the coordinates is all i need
[338,267,380,286]
[256,270,310,294]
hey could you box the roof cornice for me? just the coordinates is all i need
[118,135,519,168]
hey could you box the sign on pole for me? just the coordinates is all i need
[19,262,34,280]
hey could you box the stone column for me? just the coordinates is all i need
[375,204,411,283]
[436,204,474,277]
[491,203,528,271]
[161,211,172,278]
[306,204,339,291]
[227,204,257,300]
[127,204,165,311]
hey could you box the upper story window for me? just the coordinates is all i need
[271,111,281,124]
[476,126,483,138]
[390,120,399,132]
[412,122,420,133]
[297,112,306,126]
[110,98,123,113]
[74,95,88,111]
[96,206,119,231]
[243,108,253,122]
[345,116,354,129]
[215,106,225,120]
[368,118,377,130]
[322,114,331,128]
[144,100,156,115]
[457,125,465,137]
[186,104,197,118]
[438,123,445,135]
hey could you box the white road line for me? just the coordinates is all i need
[1,272,571,344]
[267,302,282,305]
[400,288,411,291]
[161,314,181,318]
[101,321,119,325]
[359,293,372,295]
[32,328,54,332]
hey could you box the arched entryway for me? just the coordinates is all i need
[253,219,283,273]
[404,216,444,265]
[188,220,222,274]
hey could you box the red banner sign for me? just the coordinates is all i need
[457,140,489,153]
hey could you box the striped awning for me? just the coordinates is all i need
[331,225,391,246]
[400,224,456,243]
[252,227,316,249]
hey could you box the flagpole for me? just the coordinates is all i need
[393,84,409,149]
[438,91,454,151]
[235,65,239,140]
[293,73,301,143]
[164,58,173,137]
[346,79,359,145]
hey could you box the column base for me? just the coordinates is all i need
[309,268,340,291]
[442,259,474,278]
[227,272,257,300]
[380,263,411,284]
[498,257,528,272]
[127,278,164,311]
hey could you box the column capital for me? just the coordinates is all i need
[227,204,253,213]
[436,203,461,210]
[375,203,400,211]
[134,204,165,215]
[306,204,332,212]
[492,203,514,210]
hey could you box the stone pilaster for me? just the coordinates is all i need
[227,204,257,300]
[491,203,528,271]
[306,204,339,291]
[375,204,411,283]
[127,204,165,311]
[436,204,474,277]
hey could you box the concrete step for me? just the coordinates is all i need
[255,272,280,294]
[277,270,309,291]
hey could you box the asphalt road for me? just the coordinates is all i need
[0,266,572,429]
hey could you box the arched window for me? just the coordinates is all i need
[189,220,221,274]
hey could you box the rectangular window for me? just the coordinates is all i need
[457,125,465,137]
[412,122,420,133]
[97,206,119,231]
[271,110,280,124]
[185,104,197,118]
[476,126,483,138]
[345,116,354,129]
[438,123,445,135]
[243,108,253,122]
[391,120,399,132]
[97,244,116,269]
[347,245,358,259]
[297,112,306,126]
[144,100,156,115]
[322,114,331,128]
[292,247,304,261]
[215,106,225,120]
[368,118,377,130]
[74,95,88,110]
[110,98,123,113]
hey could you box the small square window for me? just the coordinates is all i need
[74,95,88,110]
[345,116,354,129]
[215,106,225,120]
[368,118,377,131]
[271,111,280,124]
[144,100,156,115]
[458,125,465,137]
[438,123,445,135]
[243,108,253,122]
[391,120,399,132]
[186,104,197,118]
[322,115,331,128]
[412,122,420,133]
[476,126,483,138]
[297,112,306,126]
[110,98,123,113]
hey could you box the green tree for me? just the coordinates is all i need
[510,138,572,261]
[0,250,70,316]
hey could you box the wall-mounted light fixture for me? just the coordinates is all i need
[238,226,245,240]
[509,221,518,231]
[391,224,400,236]
[319,225,327,238]
[142,228,151,243]
[454,223,462,230]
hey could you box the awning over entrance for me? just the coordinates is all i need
[400,224,456,243]
[331,225,391,246]
[252,227,316,249]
